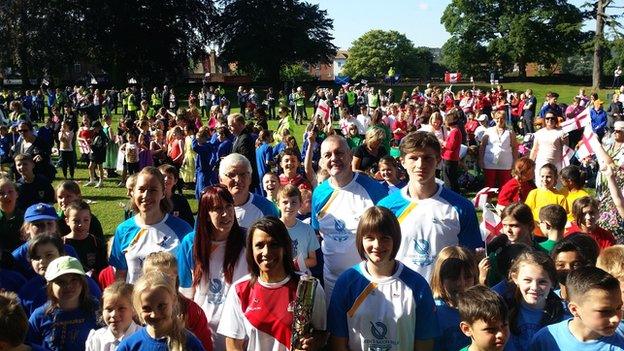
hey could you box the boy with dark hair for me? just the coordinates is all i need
[15,154,55,211]
[530,266,624,350]
[458,285,510,351]
[538,204,567,253]
[378,131,482,281]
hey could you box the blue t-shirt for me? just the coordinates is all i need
[434,299,469,351]
[530,319,624,350]
[12,242,79,279]
[116,327,205,351]
[0,268,26,293]
[507,303,563,351]
[27,302,98,351]
[18,274,101,317]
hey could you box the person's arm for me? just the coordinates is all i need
[351,156,362,172]
[225,338,245,351]
[510,131,518,164]
[303,132,317,188]
[329,336,350,351]
[529,136,539,161]
[604,165,624,218]
[305,250,317,269]
[414,339,434,351]
[478,134,489,169]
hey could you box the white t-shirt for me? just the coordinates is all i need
[286,219,320,274]
[235,192,279,229]
[109,214,191,283]
[356,114,371,134]
[311,174,387,300]
[328,262,440,350]
[218,275,326,351]
[85,322,140,351]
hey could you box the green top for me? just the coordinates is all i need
[347,135,363,149]
[295,92,305,107]
[536,239,557,253]
[346,91,356,106]
[458,346,470,351]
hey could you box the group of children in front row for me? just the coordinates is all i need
[2,198,624,351]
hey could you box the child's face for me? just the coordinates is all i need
[299,189,311,214]
[501,216,531,244]
[66,209,91,238]
[16,160,34,176]
[539,167,556,188]
[25,220,57,238]
[519,167,535,183]
[103,295,134,337]
[56,189,79,211]
[262,174,279,193]
[379,163,397,182]
[570,288,623,338]
[159,172,175,196]
[51,273,83,307]
[362,231,394,264]
[512,263,552,309]
[538,219,553,236]
[280,155,299,174]
[133,174,165,214]
[140,286,175,333]
[30,243,61,276]
[580,205,598,231]
[278,195,301,218]
[554,251,584,272]
[461,319,509,351]
[443,271,475,302]
[0,183,17,210]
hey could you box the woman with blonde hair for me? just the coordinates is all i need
[352,127,388,174]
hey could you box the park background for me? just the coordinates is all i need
[1,0,623,236]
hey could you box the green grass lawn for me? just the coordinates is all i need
[63,82,613,237]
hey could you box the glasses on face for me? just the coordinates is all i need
[544,117,557,121]
[225,171,250,179]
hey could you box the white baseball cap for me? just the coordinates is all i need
[45,256,86,282]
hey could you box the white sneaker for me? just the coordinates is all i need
[84,180,95,187]
[95,181,103,188]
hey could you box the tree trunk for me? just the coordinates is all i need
[593,0,606,90]
[517,60,527,78]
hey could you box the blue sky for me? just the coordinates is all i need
[313,0,596,49]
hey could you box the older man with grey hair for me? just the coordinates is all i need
[219,153,278,228]
[311,135,387,301]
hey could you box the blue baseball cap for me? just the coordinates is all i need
[24,203,58,223]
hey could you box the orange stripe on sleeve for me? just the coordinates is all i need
[317,191,338,219]
[347,282,378,318]
[397,202,417,224]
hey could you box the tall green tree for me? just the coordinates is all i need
[0,0,86,82]
[583,0,624,89]
[441,0,586,78]
[86,0,215,84]
[212,0,336,85]
[342,30,433,80]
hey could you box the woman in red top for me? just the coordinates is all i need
[167,126,185,167]
[441,110,463,193]
[565,196,616,250]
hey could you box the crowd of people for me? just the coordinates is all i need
[2,81,624,351]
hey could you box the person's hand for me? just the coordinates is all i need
[294,334,319,351]
[478,256,490,285]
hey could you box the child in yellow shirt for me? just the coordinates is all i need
[525,163,568,225]
[560,165,589,222]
